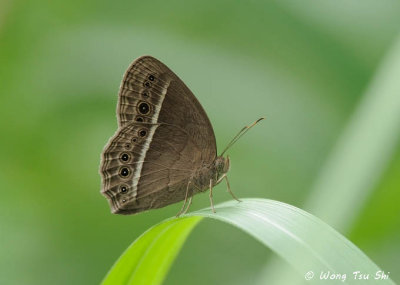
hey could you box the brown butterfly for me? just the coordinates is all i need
[99,56,262,216]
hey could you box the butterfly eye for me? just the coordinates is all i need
[120,153,130,162]
[148,74,155,81]
[138,102,150,115]
[119,167,130,177]
[138,129,147,137]
[136,116,144,122]
[144,81,151,88]
[120,185,128,193]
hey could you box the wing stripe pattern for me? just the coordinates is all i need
[130,80,170,199]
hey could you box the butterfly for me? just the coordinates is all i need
[99,56,262,216]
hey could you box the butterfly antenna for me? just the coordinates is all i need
[220,117,265,156]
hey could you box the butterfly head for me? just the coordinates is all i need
[215,155,230,180]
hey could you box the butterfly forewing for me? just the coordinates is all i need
[100,56,217,214]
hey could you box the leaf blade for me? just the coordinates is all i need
[101,217,203,285]
[102,199,395,285]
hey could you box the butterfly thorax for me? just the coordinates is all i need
[192,156,230,191]
[214,155,230,180]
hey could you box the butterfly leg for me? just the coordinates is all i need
[224,175,241,202]
[216,173,226,184]
[176,180,191,217]
[215,174,241,202]
[183,183,203,214]
[209,179,216,213]
[183,195,193,215]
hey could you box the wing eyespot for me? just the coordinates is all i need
[148,74,155,81]
[142,92,149,98]
[124,143,132,150]
[119,167,131,178]
[143,81,151,88]
[138,129,147,137]
[135,116,144,122]
[120,153,130,162]
[120,185,128,193]
[137,102,151,115]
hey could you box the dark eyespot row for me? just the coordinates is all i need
[116,75,157,202]
[144,74,156,88]
[118,154,132,197]
[119,76,155,199]
[138,75,155,123]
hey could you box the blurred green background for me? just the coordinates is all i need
[1,0,400,284]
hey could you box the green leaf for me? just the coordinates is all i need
[101,199,395,285]
[101,216,202,285]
